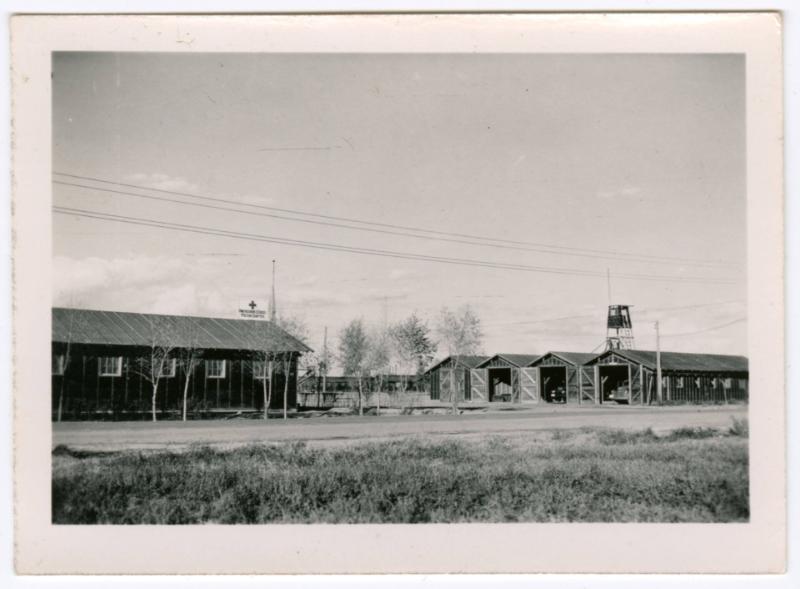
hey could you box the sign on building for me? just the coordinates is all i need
[238,299,267,320]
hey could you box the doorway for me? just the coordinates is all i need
[540,366,567,403]
[598,365,630,404]
[488,368,513,402]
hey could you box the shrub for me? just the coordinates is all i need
[596,428,658,445]
[728,417,749,437]
[665,427,718,441]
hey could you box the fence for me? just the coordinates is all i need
[298,390,433,410]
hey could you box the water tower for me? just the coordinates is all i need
[605,305,635,350]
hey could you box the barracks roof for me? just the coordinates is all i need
[589,349,747,372]
[52,307,311,353]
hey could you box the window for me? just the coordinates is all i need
[158,358,176,378]
[676,377,684,389]
[98,356,122,377]
[252,360,271,380]
[206,359,226,379]
[723,378,732,389]
[52,354,66,376]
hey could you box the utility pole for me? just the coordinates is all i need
[270,259,277,323]
[655,321,663,405]
[321,326,328,409]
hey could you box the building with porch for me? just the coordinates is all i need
[51,307,311,420]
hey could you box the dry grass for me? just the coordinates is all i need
[52,424,748,524]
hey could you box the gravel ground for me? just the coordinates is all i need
[52,404,748,451]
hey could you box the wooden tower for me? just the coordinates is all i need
[605,305,635,350]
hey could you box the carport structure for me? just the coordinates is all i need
[473,354,540,403]
[583,349,749,405]
[426,355,489,403]
[527,352,599,404]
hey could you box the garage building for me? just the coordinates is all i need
[426,355,489,403]
[473,354,541,403]
[580,349,749,404]
[528,352,599,404]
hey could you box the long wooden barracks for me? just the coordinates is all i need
[425,349,748,406]
[51,307,310,420]
[52,307,749,420]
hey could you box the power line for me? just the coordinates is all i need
[660,317,746,338]
[53,205,738,285]
[484,313,596,327]
[638,300,746,314]
[61,179,687,266]
[483,300,745,328]
[52,171,739,268]
[53,177,734,269]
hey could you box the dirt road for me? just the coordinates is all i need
[52,404,748,451]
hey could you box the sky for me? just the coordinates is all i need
[52,52,747,364]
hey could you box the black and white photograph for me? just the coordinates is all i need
[11,12,786,575]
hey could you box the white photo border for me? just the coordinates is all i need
[11,12,784,575]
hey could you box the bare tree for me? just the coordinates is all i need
[366,325,391,415]
[390,313,436,394]
[275,313,309,420]
[250,334,276,421]
[129,315,178,422]
[338,318,370,416]
[53,309,78,423]
[175,318,203,422]
[53,297,87,422]
[436,305,483,415]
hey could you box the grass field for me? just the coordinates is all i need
[52,421,749,524]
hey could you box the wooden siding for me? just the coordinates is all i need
[588,351,748,405]
[298,391,431,410]
[653,372,748,403]
[51,344,299,420]
[566,366,579,404]
[579,365,597,404]
[470,369,488,401]
[482,356,518,369]
[534,354,591,405]
[519,367,538,402]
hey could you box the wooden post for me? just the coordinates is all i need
[124,358,129,409]
[227,362,233,408]
[321,326,328,409]
[283,353,289,420]
[138,359,143,416]
[655,321,663,405]
[594,365,599,404]
[639,364,644,405]
[95,358,100,412]
[81,355,87,419]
